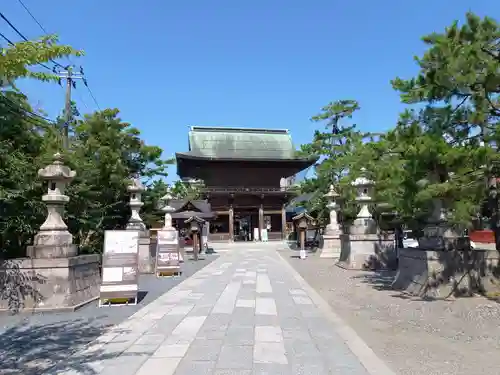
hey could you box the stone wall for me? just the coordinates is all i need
[0,254,100,313]
[393,247,500,298]
[338,234,397,270]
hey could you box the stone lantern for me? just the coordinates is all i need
[127,177,152,273]
[350,168,376,235]
[337,168,395,270]
[30,153,77,258]
[324,184,341,235]
[126,177,146,231]
[8,153,102,312]
[320,184,342,259]
[417,175,457,250]
[161,192,175,229]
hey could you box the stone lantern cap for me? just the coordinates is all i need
[161,193,173,202]
[351,171,374,187]
[161,193,175,213]
[324,184,339,199]
[127,177,145,193]
[38,153,76,182]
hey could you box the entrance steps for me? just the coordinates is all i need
[211,241,288,252]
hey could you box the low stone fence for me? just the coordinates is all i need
[392,245,500,298]
[0,254,100,313]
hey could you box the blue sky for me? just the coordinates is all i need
[3,1,498,182]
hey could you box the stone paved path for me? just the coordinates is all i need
[53,245,394,375]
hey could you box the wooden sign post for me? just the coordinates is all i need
[99,230,140,306]
[292,212,314,260]
[185,216,205,261]
[155,229,181,277]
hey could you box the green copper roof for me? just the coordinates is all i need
[185,126,298,160]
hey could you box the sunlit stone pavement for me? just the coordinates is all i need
[53,244,394,375]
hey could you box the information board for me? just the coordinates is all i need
[156,229,181,276]
[99,230,139,305]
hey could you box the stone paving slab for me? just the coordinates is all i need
[49,245,394,375]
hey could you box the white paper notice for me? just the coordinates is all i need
[105,230,139,254]
[102,267,123,282]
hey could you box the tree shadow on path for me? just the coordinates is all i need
[0,317,130,374]
[352,270,396,292]
[0,259,47,314]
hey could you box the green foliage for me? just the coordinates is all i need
[0,37,172,258]
[389,12,500,230]
[0,92,50,258]
[142,180,170,228]
[298,100,365,224]
[300,12,500,233]
[170,180,202,200]
[0,35,83,87]
[63,109,172,253]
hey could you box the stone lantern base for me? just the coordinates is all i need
[0,254,100,313]
[320,230,342,259]
[28,230,77,258]
[135,229,154,274]
[337,233,397,270]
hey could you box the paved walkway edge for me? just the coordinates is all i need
[275,251,397,375]
[53,258,217,367]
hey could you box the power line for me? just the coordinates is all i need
[0,30,53,72]
[0,11,65,70]
[12,5,101,111]
[82,78,101,110]
[0,94,56,124]
[0,30,14,45]
[16,0,49,35]
[2,7,101,112]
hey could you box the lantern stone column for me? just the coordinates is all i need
[161,192,175,229]
[29,153,77,258]
[1,153,101,312]
[159,192,183,262]
[320,185,342,259]
[126,178,152,273]
[337,168,395,270]
[126,178,146,231]
[417,174,456,250]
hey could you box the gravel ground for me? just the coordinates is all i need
[0,255,217,373]
[280,250,500,375]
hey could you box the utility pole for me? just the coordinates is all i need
[56,66,84,150]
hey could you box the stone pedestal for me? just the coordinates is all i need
[320,234,342,258]
[0,254,100,312]
[337,233,396,270]
[393,247,500,298]
[137,230,153,274]
[27,234,77,258]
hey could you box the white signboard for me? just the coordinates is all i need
[100,230,140,306]
[156,229,182,275]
